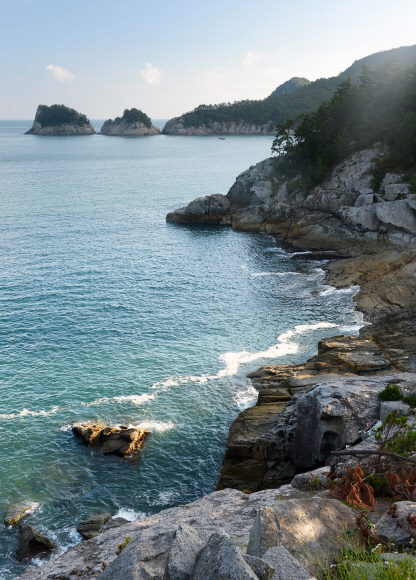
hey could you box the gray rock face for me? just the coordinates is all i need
[164,524,206,580]
[18,488,337,580]
[166,194,230,225]
[16,524,56,562]
[375,501,416,546]
[384,183,410,201]
[76,513,112,540]
[241,554,274,580]
[162,118,275,135]
[380,400,411,421]
[247,498,355,572]
[262,547,315,580]
[374,200,416,234]
[191,533,260,580]
[291,467,329,490]
[25,119,95,135]
[100,119,160,136]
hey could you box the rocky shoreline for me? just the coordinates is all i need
[100,119,160,136]
[13,148,416,579]
[162,117,275,135]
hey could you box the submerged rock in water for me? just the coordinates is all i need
[16,524,56,562]
[76,513,112,540]
[72,423,149,456]
[4,504,32,526]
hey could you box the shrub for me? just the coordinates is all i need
[379,383,401,402]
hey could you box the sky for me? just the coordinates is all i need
[1,0,416,120]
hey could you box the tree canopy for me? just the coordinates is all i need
[272,59,416,191]
[36,104,90,127]
[115,108,151,128]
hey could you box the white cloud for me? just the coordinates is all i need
[46,64,75,82]
[242,52,263,67]
[140,63,162,85]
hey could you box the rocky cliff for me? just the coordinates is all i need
[25,120,96,135]
[167,148,416,491]
[162,118,275,135]
[100,119,161,136]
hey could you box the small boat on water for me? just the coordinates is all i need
[219,137,225,140]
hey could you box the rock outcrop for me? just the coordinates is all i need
[16,524,56,562]
[25,106,95,135]
[72,424,149,456]
[76,513,112,540]
[216,371,416,492]
[162,118,275,135]
[18,488,354,580]
[100,119,160,136]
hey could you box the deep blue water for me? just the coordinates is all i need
[0,119,362,578]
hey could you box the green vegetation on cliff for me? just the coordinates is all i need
[268,77,310,98]
[274,58,416,190]
[177,44,416,129]
[36,104,90,127]
[115,108,151,128]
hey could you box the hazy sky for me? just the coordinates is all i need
[1,0,416,120]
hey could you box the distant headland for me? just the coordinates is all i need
[25,104,96,135]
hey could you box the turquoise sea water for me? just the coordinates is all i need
[0,120,362,578]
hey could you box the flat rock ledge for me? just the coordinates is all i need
[72,424,149,457]
[25,120,96,135]
[100,120,161,136]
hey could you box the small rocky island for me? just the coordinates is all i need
[25,104,96,135]
[100,108,161,136]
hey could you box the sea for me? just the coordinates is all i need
[0,119,363,578]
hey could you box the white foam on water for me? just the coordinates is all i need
[0,406,59,420]
[113,393,156,405]
[113,507,146,521]
[60,424,72,432]
[251,271,302,277]
[319,284,360,297]
[151,378,179,390]
[241,264,248,270]
[132,420,175,433]
[157,490,180,504]
[234,383,258,410]
[216,321,339,378]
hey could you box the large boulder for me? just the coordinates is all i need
[76,513,112,540]
[16,524,56,562]
[72,424,149,456]
[166,195,230,225]
[375,501,416,546]
[164,524,206,580]
[262,547,315,580]
[191,533,262,580]
[247,498,356,572]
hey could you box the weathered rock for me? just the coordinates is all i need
[261,547,315,580]
[101,517,129,532]
[242,553,274,580]
[191,533,260,580]
[375,200,416,234]
[380,400,411,421]
[25,106,95,135]
[100,119,160,136]
[76,513,112,540]
[291,467,329,490]
[166,194,230,225]
[4,504,32,526]
[16,524,56,562]
[247,498,356,572]
[164,523,206,580]
[72,424,149,456]
[383,183,410,201]
[375,501,416,546]
[18,488,338,580]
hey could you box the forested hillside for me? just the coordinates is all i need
[273,59,416,191]
[175,44,416,129]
